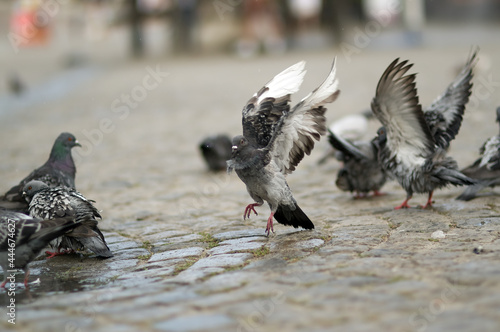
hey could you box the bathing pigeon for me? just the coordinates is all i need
[0,210,79,287]
[22,181,113,258]
[2,132,81,204]
[371,58,476,209]
[199,134,232,171]
[457,106,500,200]
[227,59,340,234]
[328,129,386,197]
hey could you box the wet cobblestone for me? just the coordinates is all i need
[1,47,500,331]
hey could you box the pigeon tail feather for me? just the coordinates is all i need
[436,168,477,186]
[78,236,113,258]
[273,204,314,230]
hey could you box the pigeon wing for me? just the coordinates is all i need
[371,58,435,167]
[425,47,478,149]
[242,61,306,148]
[28,188,74,220]
[68,189,102,221]
[0,211,41,250]
[268,59,340,174]
[328,129,370,161]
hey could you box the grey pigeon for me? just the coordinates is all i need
[371,57,476,209]
[22,181,113,258]
[457,107,500,201]
[2,132,81,204]
[199,134,232,171]
[0,210,79,288]
[227,59,340,234]
[328,129,386,197]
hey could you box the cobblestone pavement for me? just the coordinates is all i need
[1,45,500,332]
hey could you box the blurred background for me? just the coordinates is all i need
[0,0,499,207]
[1,0,499,66]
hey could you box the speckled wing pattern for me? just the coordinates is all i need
[371,58,435,168]
[242,61,306,149]
[28,187,74,220]
[269,59,340,174]
[424,47,478,150]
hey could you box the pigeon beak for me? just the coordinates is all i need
[74,140,82,147]
[22,191,26,197]
[231,145,238,152]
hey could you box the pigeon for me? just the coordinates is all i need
[0,210,79,288]
[199,134,232,171]
[371,57,476,209]
[2,132,81,204]
[7,72,25,95]
[22,181,113,258]
[328,129,387,197]
[457,107,500,201]
[227,59,340,234]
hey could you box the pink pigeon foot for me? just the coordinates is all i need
[394,197,412,210]
[265,212,275,236]
[243,203,261,219]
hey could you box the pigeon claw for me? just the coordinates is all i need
[394,199,411,210]
[420,192,434,209]
[373,190,386,197]
[265,212,275,236]
[23,270,30,288]
[243,203,260,220]
[45,249,73,259]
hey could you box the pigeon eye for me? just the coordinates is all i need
[68,137,73,141]
[28,186,32,190]
[240,139,245,145]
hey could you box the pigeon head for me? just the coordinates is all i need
[375,127,387,148]
[231,135,250,156]
[50,133,81,159]
[496,107,500,123]
[22,180,49,202]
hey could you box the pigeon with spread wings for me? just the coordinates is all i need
[228,59,340,234]
[457,106,500,201]
[371,57,476,209]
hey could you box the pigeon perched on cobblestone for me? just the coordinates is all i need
[22,181,113,258]
[0,210,79,287]
[2,132,81,204]
[328,129,386,197]
[199,134,232,171]
[371,56,476,209]
[228,59,340,234]
[457,107,500,201]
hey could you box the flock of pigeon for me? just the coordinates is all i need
[0,133,112,288]
[202,46,498,233]
[1,46,498,289]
